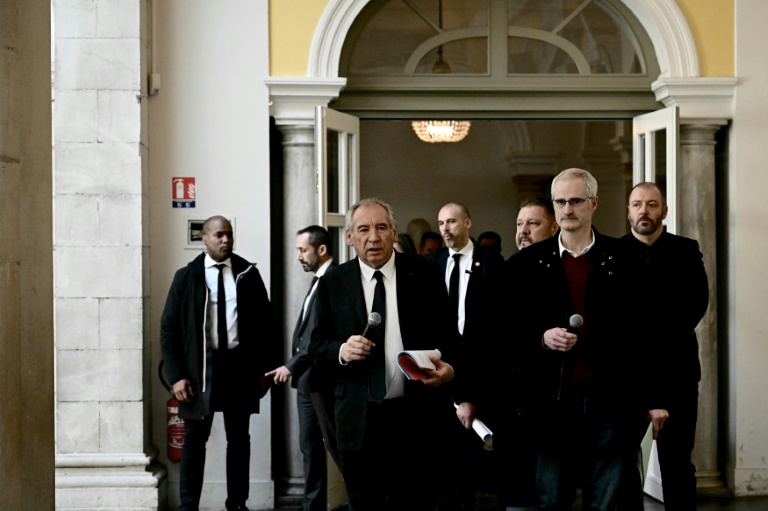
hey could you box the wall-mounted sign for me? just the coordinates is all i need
[172,177,196,208]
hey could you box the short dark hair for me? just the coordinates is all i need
[477,231,501,246]
[296,225,333,257]
[520,197,555,218]
[396,233,418,255]
[419,231,442,249]
[629,181,667,207]
[202,215,232,233]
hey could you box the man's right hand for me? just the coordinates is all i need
[542,327,578,352]
[340,335,375,363]
[172,379,194,403]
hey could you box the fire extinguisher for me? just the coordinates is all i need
[159,360,185,463]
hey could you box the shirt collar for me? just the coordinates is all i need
[204,253,232,268]
[358,251,396,282]
[448,239,474,258]
[558,229,595,258]
[315,258,333,278]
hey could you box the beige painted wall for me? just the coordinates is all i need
[729,0,768,495]
[269,0,735,77]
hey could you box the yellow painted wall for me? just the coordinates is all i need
[676,0,734,76]
[269,0,735,77]
[269,0,327,76]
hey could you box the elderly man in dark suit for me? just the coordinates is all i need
[266,225,336,511]
[309,198,458,511]
[620,182,709,510]
[160,215,279,511]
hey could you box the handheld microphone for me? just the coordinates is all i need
[567,314,584,334]
[362,312,382,338]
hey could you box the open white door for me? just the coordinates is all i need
[315,106,360,263]
[632,105,680,234]
[633,105,679,503]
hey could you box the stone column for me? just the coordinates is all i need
[274,124,318,507]
[679,121,726,489]
[53,1,161,509]
[0,1,55,509]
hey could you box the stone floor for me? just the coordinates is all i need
[260,492,768,511]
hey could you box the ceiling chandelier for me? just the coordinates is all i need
[412,120,471,143]
[411,0,471,143]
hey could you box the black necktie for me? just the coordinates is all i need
[215,264,228,351]
[449,253,462,318]
[296,276,318,330]
[370,270,387,401]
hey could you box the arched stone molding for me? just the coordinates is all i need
[310,0,696,80]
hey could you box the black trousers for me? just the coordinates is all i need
[338,397,443,511]
[179,349,251,511]
[656,385,699,510]
[298,382,327,511]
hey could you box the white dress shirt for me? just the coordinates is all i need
[445,240,475,335]
[204,253,239,349]
[358,252,405,399]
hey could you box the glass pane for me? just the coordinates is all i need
[508,38,578,74]
[415,38,488,74]
[326,129,340,213]
[346,0,489,75]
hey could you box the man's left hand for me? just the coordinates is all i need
[648,408,669,439]
[421,357,454,388]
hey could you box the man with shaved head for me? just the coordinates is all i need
[160,215,279,511]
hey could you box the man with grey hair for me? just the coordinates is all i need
[497,169,667,511]
[309,198,458,511]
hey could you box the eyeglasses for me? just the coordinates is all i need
[552,197,591,208]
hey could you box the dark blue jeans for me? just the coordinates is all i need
[535,397,630,511]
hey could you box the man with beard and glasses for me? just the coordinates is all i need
[499,169,667,511]
[619,182,709,510]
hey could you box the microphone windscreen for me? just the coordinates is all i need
[569,314,584,329]
[368,312,382,327]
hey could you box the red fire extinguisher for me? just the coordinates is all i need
[159,360,185,463]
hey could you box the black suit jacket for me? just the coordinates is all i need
[621,231,708,402]
[308,252,458,452]
[286,262,337,391]
[427,245,504,404]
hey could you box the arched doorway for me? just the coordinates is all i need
[266,0,734,503]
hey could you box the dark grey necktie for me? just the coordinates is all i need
[296,276,318,329]
[215,264,228,351]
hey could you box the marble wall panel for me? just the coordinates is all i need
[98,91,141,143]
[56,298,99,350]
[55,91,98,143]
[55,39,140,90]
[99,298,143,349]
[55,246,143,298]
[56,402,100,453]
[100,401,144,452]
[58,349,142,402]
[55,142,142,195]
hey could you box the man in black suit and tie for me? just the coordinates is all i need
[160,215,278,511]
[266,225,336,511]
[309,198,458,511]
[427,202,503,509]
[620,182,709,510]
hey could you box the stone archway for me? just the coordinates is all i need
[268,0,737,494]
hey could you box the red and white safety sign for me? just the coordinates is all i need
[172,177,196,208]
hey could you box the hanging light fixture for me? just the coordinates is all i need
[412,120,471,143]
[412,0,471,143]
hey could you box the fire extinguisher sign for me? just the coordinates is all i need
[172,177,196,208]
